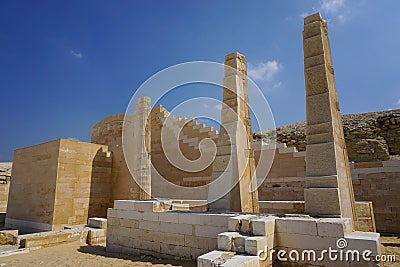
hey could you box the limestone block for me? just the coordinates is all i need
[345,231,380,256]
[252,216,276,236]
[317,218,352,237]
[221,255,259,267]
[305,175,338,188]
[218,232,240,251]
[304,188,341,216]
[197,250,235,267]
[304,12,323,24]
[276,217,317,235]
[87,228,106,245]
[228,215,256,233]
[277,232,337,251]
[113,200,136,211]
[232,234,246,253]
[306,92,332,125]
[306,143,337,177]
[303,34,324,58]
[88,217,107,229]
[245,236,267,256]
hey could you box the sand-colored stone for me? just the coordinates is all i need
[207,52,259,212]
[303,13,357,225]
[5,139,112,232]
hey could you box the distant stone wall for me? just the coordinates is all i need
[0,162,12,212]
[254,110,400,162]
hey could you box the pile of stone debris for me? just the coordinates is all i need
[254,109,400,162]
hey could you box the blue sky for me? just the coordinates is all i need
[1,0,399,161]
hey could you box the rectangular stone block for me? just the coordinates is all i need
[304,188,341,216]
[305,175,338,188]
[276,217,317,235]
[306,143,337,177]
[88,217,107,229]
[198,250,235,267]
[252,216,276,236]
[306,92,332,125]
[303,34,324,58]
[218,232,240,251]
[317,218,352,237]
[232,234,246,254]
[245,236,267,256]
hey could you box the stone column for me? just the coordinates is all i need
[130,97,152,200]
[303,13,357,225]
[207,52,259,212]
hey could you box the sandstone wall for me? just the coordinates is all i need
[6,140,60,232]
[254,109,400,162]
[53,139,112,228]
[150,106,217,199]
[5,139,112,232]
[91,115,140,202]
[107,200,232,259]
[254,143,400,233]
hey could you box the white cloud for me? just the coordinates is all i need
[70,50,83,59]
[396,98,400,107]
[320,0,345,14]
[248,60,282,82]
[301,0,348,24]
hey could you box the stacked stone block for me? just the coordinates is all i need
[106,200,233,259]
[303,13,357,224]
[199,215,380,267]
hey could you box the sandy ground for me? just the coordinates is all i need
[0,236,398,267]
[0,241,196,267]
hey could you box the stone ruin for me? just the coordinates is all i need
[2,12,396,266]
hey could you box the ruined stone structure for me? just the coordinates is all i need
[302,13,357,225]
[3,11,392,266]
[208,52,259,212]
[5,139,112,232]
[254,109,400,162]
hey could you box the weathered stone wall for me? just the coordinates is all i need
[91,114,141,202]
[254,109,400,162]
[107,200,232,259]
[6,140,60,232]
[254,143,400,233]
[5,139,112,232]
[150,105,218,200]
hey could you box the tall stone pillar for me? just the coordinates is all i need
[124,97,152,200]
[207,52,259,212]
[303,13,357,225]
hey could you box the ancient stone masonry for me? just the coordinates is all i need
[303,13,357,225]
[255,109,400,162]
[207,52,259,212]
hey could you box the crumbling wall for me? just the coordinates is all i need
[150,105,218,199]
[254,110,400,162]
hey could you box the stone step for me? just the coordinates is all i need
[198,250,259,267]
[218,232,267,256]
